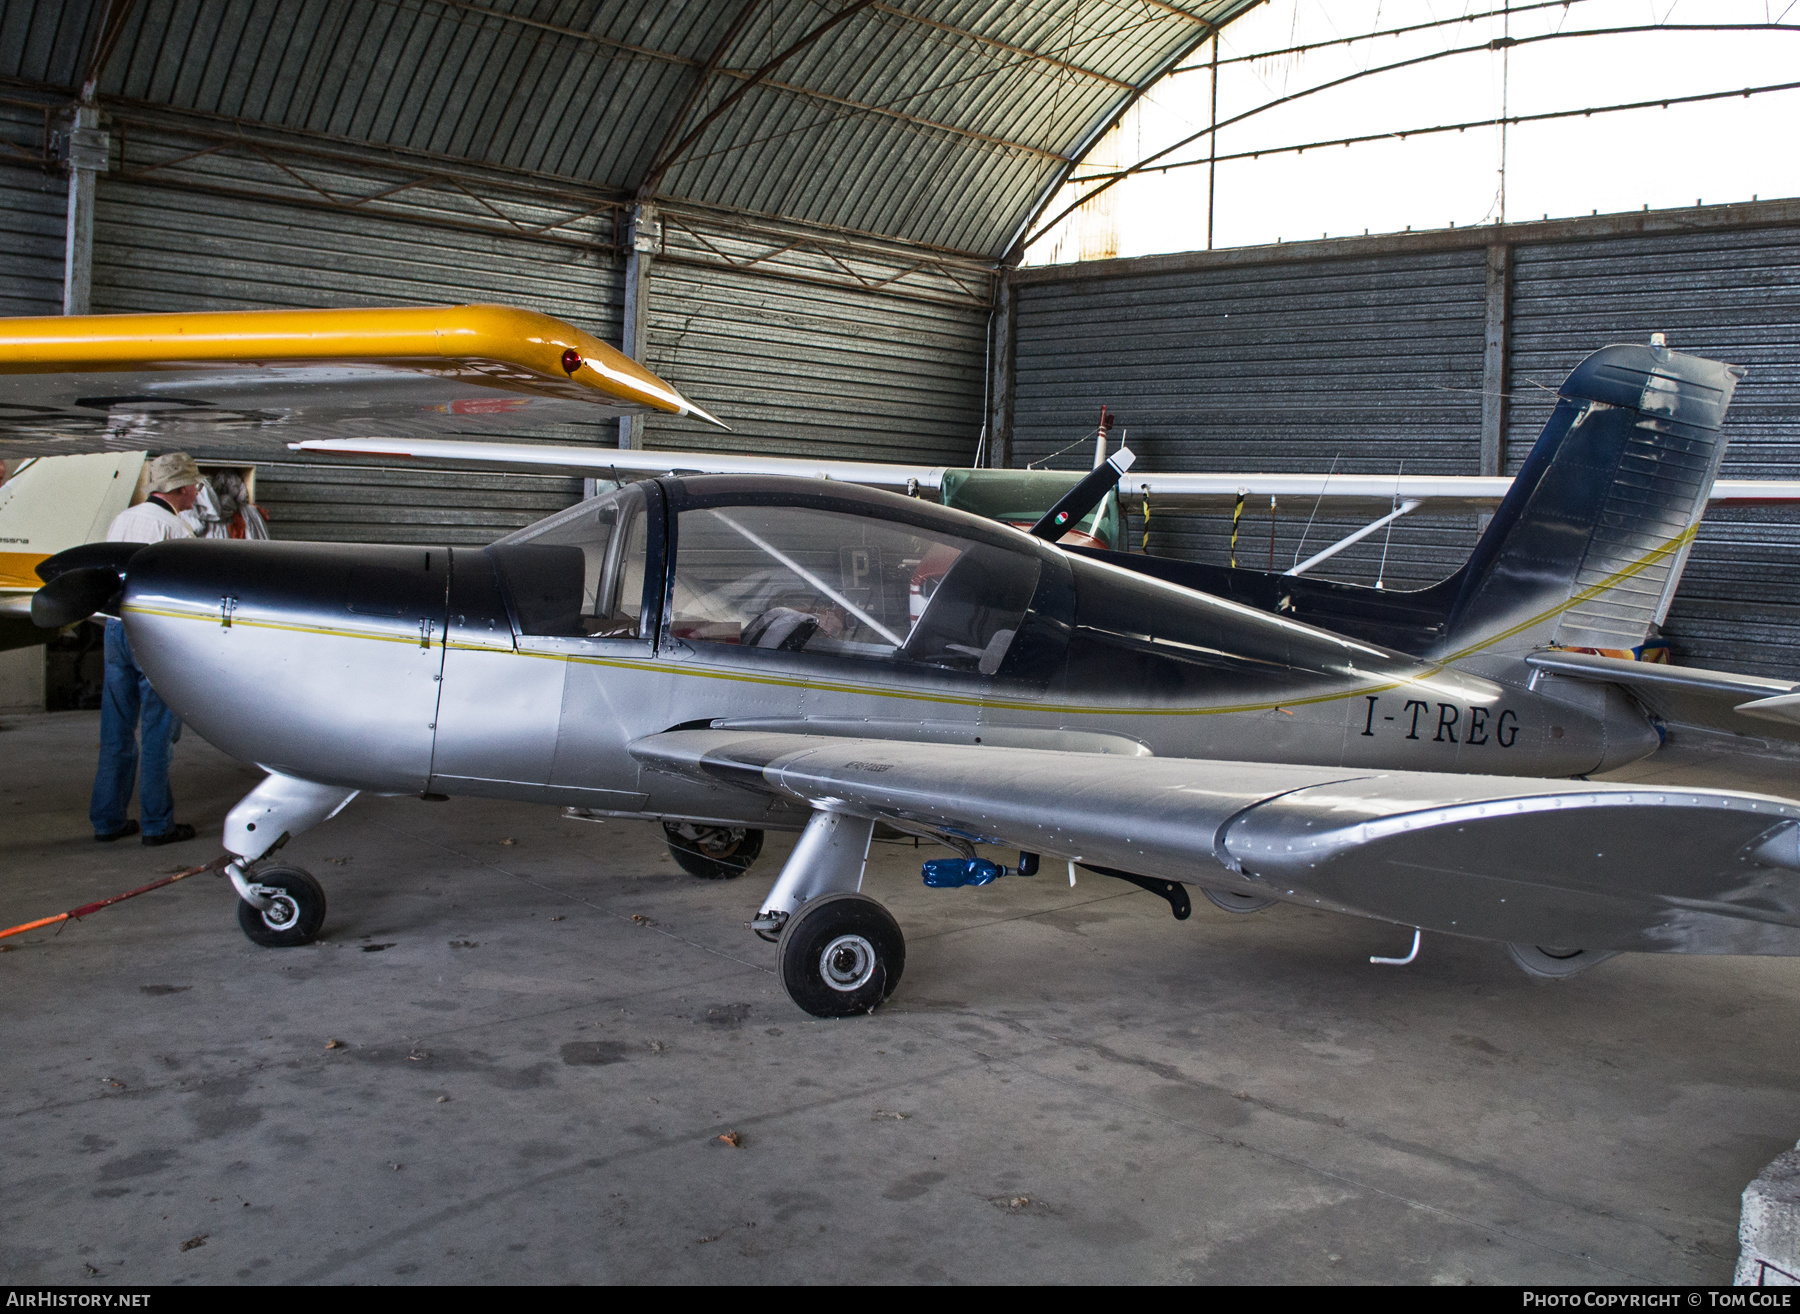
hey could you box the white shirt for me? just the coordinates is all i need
[107,499,196,544]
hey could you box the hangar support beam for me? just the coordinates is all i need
[619,203,660,452]
[60,101,105,315]
[987,275,1018,468]
[1481,241,1511,478]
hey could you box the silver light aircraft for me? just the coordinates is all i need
[17,307,1800,1016]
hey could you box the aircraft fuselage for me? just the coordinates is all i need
[121,477,1657,835]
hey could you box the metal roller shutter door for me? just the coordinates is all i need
[1509,227,1800,679]
[0,102,63,316]
[91,167,620,329]
[1012,249,1489,589]
[640,252,989,467]
[87,128,624,543]
[252,459,583,547]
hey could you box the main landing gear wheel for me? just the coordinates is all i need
[1201,887,1278,914]
[236,865,327,948]
[663,822,763,880]
[1505,943,1617,979]
[777,893,905,1018]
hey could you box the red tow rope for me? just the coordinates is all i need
[0,854,231,942]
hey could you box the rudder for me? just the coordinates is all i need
[1436,341,1742,660]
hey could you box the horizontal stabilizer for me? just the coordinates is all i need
[1526,649,1800,747]
[633,730,1800,956]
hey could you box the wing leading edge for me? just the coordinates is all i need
[292,435,1800,511]
[0,304,725,456]
[632,729,1800,956]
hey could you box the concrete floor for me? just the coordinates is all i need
[3,710,1799,1285]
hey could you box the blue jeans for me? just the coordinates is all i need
[89,619,181,838]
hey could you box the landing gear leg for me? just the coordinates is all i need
[750,809,904,1017]
[222,773,359,948]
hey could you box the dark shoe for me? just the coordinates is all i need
[141,823,196,847]
[95,820,140,843]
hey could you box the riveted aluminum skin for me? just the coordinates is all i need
[124,539,447,792]
[632,731,1800,955]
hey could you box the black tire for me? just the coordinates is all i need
[663,822,763,880]
[1201,887,1277,914]
[236,865,327,948]
[1505,943,1617,979]
[777,893,905,1018]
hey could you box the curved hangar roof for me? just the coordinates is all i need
[7,0,1260,259]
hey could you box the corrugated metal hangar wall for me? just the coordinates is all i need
[5,0,1260,546]
[0,101,993,545]
[1004,203,1800,681]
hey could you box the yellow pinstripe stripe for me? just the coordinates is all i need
[122,527,1689,721]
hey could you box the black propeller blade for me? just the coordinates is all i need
[35,541,144,583]
[1027,447,1136,541]
[31,566,128,629]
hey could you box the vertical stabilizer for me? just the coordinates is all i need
[1437,343,1741,659]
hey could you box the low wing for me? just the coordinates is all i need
[0,304,724,458]
[1527,650,1800,745]
[293,435,1800,512]
[633,729,1800,956]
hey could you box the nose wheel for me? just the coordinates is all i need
[777,893,905,1017]
[236,865,327,947]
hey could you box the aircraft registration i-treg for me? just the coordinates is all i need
[10,304,1800,1017]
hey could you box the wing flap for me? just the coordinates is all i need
[632,729,1800,955]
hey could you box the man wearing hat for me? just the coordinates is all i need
[90,452,203,845]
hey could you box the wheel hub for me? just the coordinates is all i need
[820,934,876,992]
[252,887,301,931]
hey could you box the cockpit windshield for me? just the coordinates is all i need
[490,484,649,638]
[672,504,1039,676]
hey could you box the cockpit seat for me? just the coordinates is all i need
[743,606,821,651]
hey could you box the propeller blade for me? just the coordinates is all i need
[1028,448,1136,541]
[31,567,125,628]
[35,542,144,583]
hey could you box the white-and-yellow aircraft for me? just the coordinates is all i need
[0,450,146,650]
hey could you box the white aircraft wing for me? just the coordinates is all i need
[290,436,950,489]
[291,436,1800,512]
[632,729,1800,956]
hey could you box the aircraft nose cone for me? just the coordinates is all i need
[123,540,451,791]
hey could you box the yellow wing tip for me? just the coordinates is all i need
[0,302,725,424]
